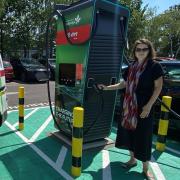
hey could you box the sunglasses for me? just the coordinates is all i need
[135,48,149,52]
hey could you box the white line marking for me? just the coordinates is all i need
[56,146,68,168]
[150,156,166,180]
[5,121,73,180]
[29,104,38,107]
[7,92,18,95]
[8,102,54,110]
[5,121,30,142]
[165,146,180,155]
[13,108,39,127]
[8,106,18,110]
[8,105,53,112]
[29,115,52,142]
[153,142,180,156]
[102,150,112,180]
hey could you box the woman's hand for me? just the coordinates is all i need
[140,104,152,119]
[97,84,107,90]
[97,82,125,91]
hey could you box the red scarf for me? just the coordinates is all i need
[121,60,148,130]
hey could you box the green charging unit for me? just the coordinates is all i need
[54,0,130,142]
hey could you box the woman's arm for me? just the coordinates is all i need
[140,76,163,118]
[98,80,126,91]
[147,76,163,107]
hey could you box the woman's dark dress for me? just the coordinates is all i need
[115,59,164,162]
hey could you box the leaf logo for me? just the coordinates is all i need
[75,15,81,24]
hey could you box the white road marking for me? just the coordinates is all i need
[7,92,18,95]
[153,141,180,155]
[102,150,112,180]
[29,104,39,107]
[13,108,39,127]
[165,146,180,155]
[8,102,54,110]
[7,105,50,112]
[8,106,18,110]
[150,156,166,180]
[56,146,68,168]
[29,115,52,142]
[5,121,73,180]
[5,108,179,180]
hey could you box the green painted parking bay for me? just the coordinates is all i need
[0,106,180,180]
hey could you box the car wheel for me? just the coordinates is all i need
[20,72,26,82]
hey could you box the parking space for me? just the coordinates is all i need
[0,106,180,180]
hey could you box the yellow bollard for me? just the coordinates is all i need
[156,96,172,151]
[71,107,84,177]
[18,87,24,130]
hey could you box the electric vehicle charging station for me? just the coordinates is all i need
[53,0,130,143]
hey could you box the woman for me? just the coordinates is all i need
[98,39,163,179]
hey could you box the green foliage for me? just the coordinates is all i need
[0,0,179,59]
[0,0,79,57]
[118,0,148,55]
[0,0,6,17]
[1,0,53,57]
[145,6,180,58]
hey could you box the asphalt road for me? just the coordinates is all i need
[6,80,55,109]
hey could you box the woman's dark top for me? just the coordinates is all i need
[115,59,164,162]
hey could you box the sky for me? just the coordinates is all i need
[143,0,180,14]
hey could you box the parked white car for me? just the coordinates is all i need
[0,53,8,126]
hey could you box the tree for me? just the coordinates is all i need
[1,0,77,58]
[0,0,7,57]
[117,0,148,56]
[0,0,6,17]
[1,0,150,58]
[145,4,180,58]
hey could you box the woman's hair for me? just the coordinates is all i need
[131,39,156,61]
